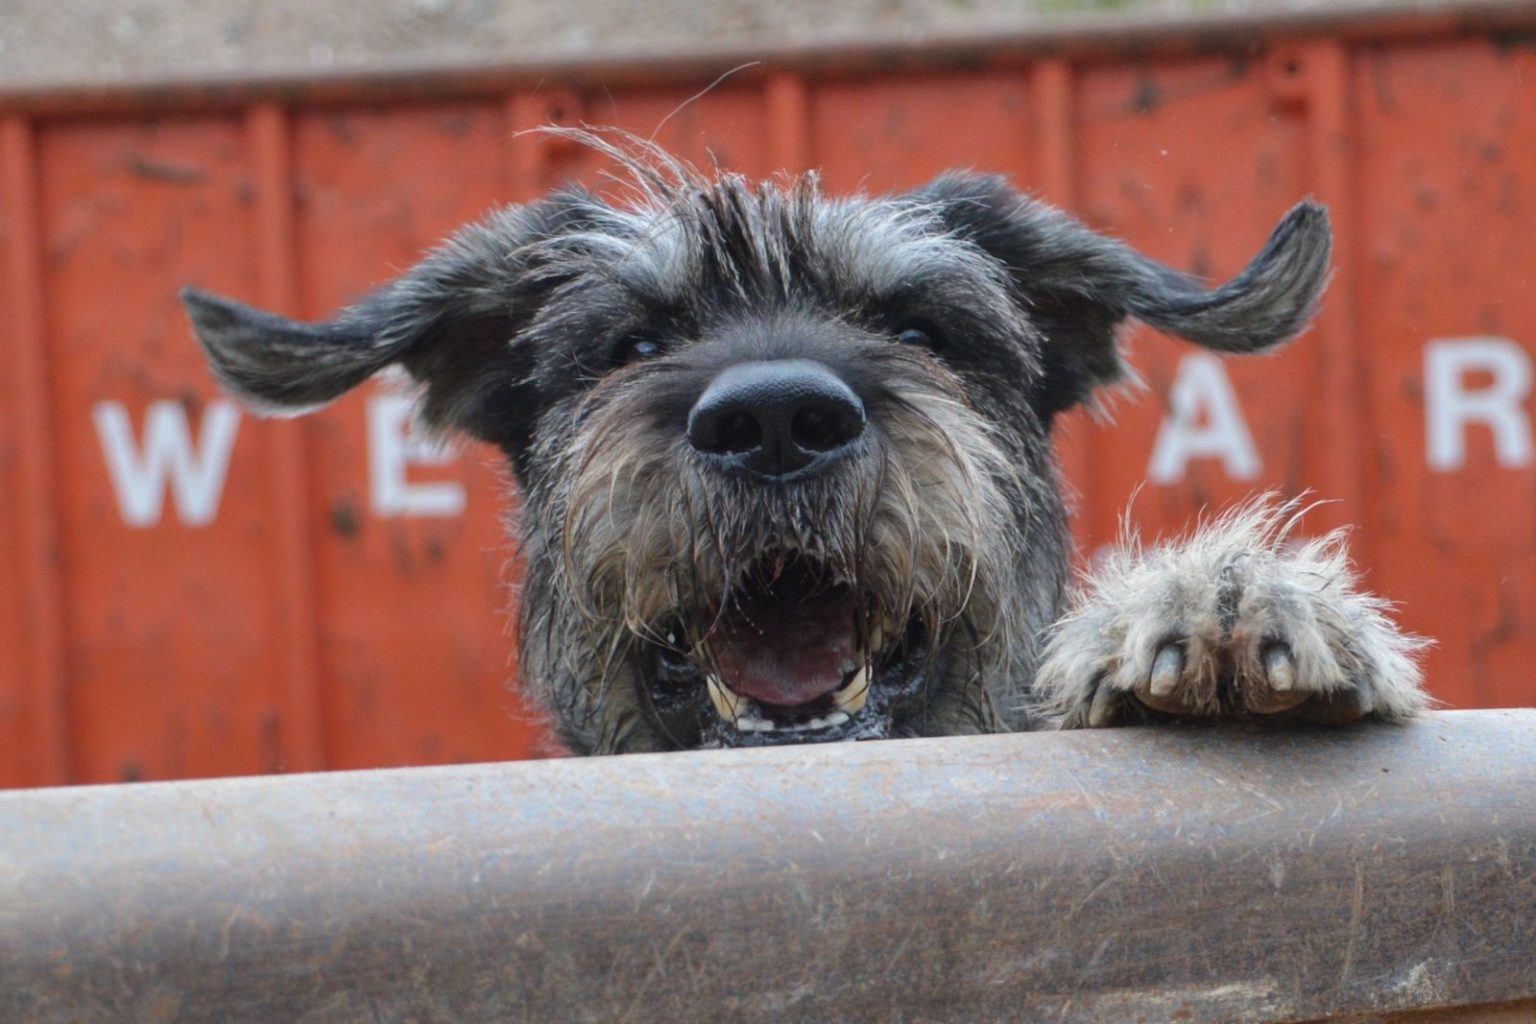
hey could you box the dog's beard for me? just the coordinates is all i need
[533,352,1029,752]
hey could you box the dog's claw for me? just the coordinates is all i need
[1148,644,1184,698]
[1263,643,1295,692]
[1134,644,1195,716]
[1087,675,1118,728]
[1241,642,1310,715]
[1298,676,1375,725]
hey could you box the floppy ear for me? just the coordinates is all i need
[919,174,1331,419]
[181,193,594,455]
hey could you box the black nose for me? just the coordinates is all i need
[687,360,867,479]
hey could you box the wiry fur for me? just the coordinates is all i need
[1035,496,1430,727]
[528,342,1039,751]
[180,131,1424,754]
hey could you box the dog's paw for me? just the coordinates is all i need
[1033,497,1430,728]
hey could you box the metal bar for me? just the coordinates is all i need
[1289,40,1375,559]
[1031,57,1102,549]
[765,72,810,173]
[248,102,327,773]
[506,95,547,200]
[1301,998,1536,1023]
[0,115,70,786]
[506,91,583,200]
[1,709,1532,1023]
[0,2,1531,117]
[1031,59,1076,207]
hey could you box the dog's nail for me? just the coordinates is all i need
[1086,677,1118,728]
[1246,644,1309,713]
[1299,677,1374,724]
[1149,644,1184,698]
[1263,644,1296,692]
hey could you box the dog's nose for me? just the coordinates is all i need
[687,360,866,479]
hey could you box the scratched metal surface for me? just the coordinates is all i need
[1,709,1533,1023]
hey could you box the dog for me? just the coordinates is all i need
[181,132,1426,755]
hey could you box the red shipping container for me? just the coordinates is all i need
[2,7,1534,787]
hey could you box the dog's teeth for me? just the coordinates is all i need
[825,710,850,727]
[868,622,884,654]
[737,716,775,733]
[833,666,869,714]
[706,674,742,724]
[805,716,828,730]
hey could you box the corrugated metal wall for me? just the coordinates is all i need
[2,11,1534,786]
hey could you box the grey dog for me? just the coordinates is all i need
[181,133,1426,755]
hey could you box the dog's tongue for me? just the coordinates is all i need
[711,585,858,708]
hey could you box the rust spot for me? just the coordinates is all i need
[1490,28,1536,55]
[330,499,362,539]
[1129,76,1162,115]
[128,155,208,185]
[390,527,417,576]
[1187,241,1213,280]
[260,711,283,774]
[437,114,473,139]
[1175,181,1205,215]
[324,116,360,146]
[1255,152,1279,189]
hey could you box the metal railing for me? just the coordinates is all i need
[2,709,1534,1022]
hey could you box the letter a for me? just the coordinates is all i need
[1147,353,1262,484]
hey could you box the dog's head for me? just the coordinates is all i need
[183,134,1329,753]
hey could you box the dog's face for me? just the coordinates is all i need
[183,136,1329,754]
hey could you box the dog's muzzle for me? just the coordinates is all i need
[646,554,938,747]
[631,359,943,746]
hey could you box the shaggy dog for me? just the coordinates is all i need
[182,134,1425,754]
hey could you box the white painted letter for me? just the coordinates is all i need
[95,400,241,527]
[1425,337,1533,471]
[1147,353,1261,484]
[368,394,465,517]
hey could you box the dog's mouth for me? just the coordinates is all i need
[643,554,939,747]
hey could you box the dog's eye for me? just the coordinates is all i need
[895,323,944,352]
[615,332,667,366]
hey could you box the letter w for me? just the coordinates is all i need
[94,400,241,527]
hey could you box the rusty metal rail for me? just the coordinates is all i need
[2,709,1534,1023]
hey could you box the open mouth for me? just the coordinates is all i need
[644,554,939,747]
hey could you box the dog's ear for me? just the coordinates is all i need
[918,174,1331,418]
[181,193,595,454]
